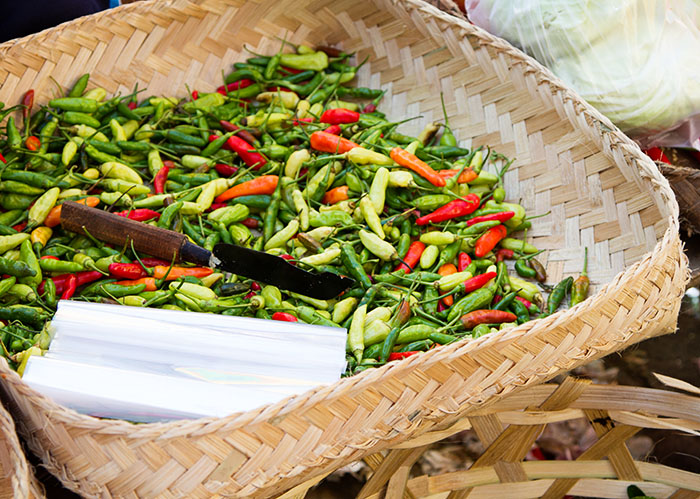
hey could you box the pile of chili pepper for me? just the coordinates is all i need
[0,43,590,376]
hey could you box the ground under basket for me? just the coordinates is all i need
[0,0,688,497]
[342,375,700,499]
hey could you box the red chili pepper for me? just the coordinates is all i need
[162,160,175,168]
[250,281,261,291]
[460,309,517,329]
[214,163,238,177]
[292,117,314,126]
[109,263,148,280]
[216,79,254,95]
[139,257,170,268]
[458,252,472,272]
[496,248,514,262]
[416,196,480,226]
[241,217,259,229]
[127,101,137,110]
[271,312,298,322]
[467,211,514,226]
[219,121,258,145]
[279,254,296,265]
[320,108,360,125]
[244,290,256,300]
[12,221,27,232]
[114,209,160,222]
[461,272,497,294]
[191,90,199,100]
[60,274,77,300]
[0,152,6,164]
[309,131,359,154]
[221,135,266,170]
[474,225,507,258]
[22,90,34,119]
[394,241,425,273]
[25,136,41,151]
[40,270,103,295]
[437,300,446,313]
[388,351,420,361]
[40,255,59,261]
[207,203,227,212]
[324,125,341,135]
[280,66,304,74]
[515,296,534,309]
[363,103,377,114]
[643,147,671,164]
[154,165,169,194]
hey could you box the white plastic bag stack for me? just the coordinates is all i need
[22,302,347,422]
[466,0,700,149]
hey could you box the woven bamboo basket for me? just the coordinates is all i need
[0,0,688,497]
[340,375,700,499]
[0,402,44,499]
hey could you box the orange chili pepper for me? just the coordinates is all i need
[215,175,278,203]
[437,168,478,183]
[45,196,100,228]
[151,266,213,281]
[114,277,158,292]
[25,136,41,151]
[309,131,359,154]
[322,185,349,205]
[390,147,445,187]
[474,224,508,258]
[438,263,457,307]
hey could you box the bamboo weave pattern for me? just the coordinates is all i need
[0,0,688,497]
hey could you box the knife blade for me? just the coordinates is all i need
[60,201,354,299]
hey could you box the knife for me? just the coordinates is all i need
[60,201,354,299]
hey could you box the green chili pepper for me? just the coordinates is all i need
[43,278,57,307]
[447,287,495,322]
[546,276,574,316]
[428,332,458,345]
[340,245,372,289]
[18,240,41,286]
[494,291,518,311]
[379,325,400,362]
[0,257,36,278]
[49,97,99,113]
[38,259,84,273]
[98,282,147,298]
[6,117,21,150]
[0,305,49,324]
[510,299,530,324]
[62,111,101,128]
[68,73,90,97]
[515,259,536,279]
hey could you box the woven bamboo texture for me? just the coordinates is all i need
[0,0,688,497]
[351,375,700,499]
[0,402,44,499]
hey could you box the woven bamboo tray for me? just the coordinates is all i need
[0,402,44,499]
[338,375,700,499]
[0,0,688,497]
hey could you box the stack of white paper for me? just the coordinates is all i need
[22,302,347,423]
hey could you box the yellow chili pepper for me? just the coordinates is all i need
[100,162,143,184]
[360,196,384,239]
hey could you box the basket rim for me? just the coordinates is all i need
[0,0,685,439]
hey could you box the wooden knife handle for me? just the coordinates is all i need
[60,201,188,262]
